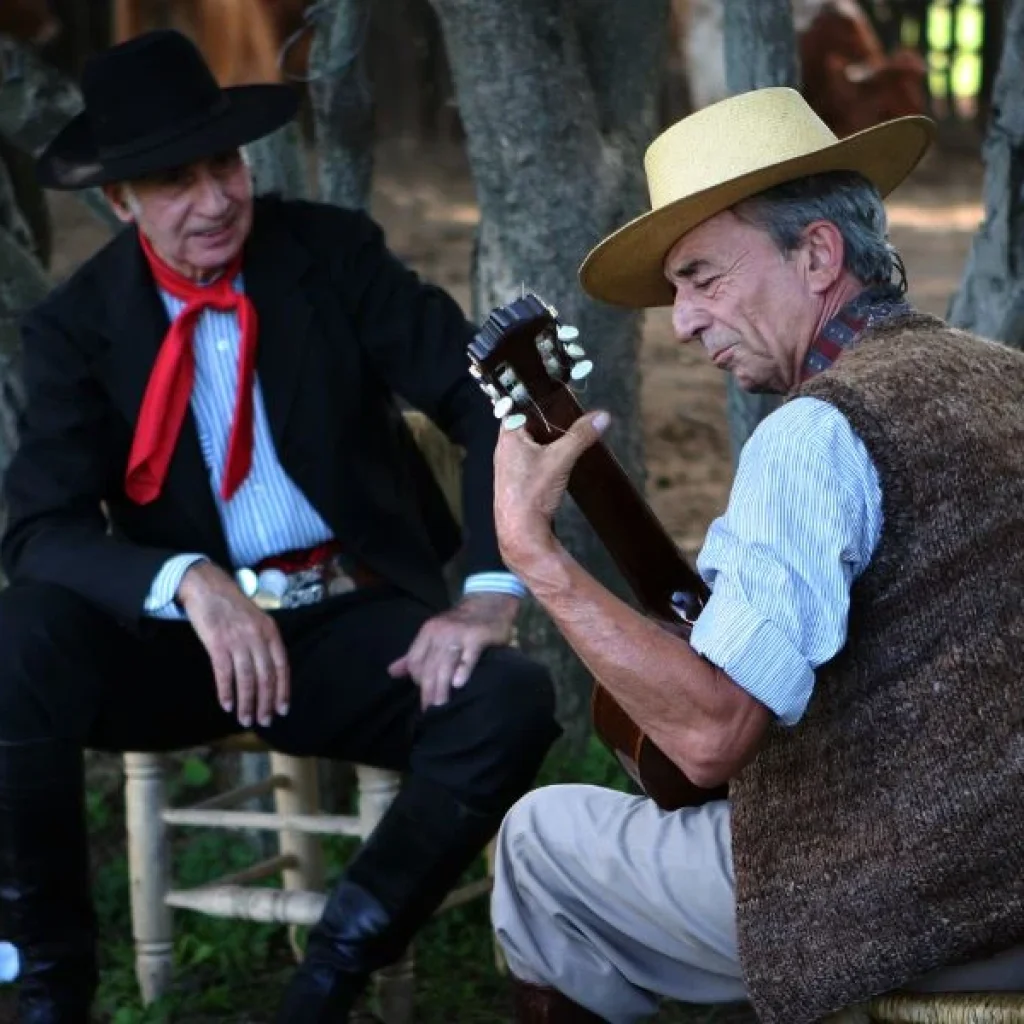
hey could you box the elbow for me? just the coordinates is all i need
[668,730,737,790]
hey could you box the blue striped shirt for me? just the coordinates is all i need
[689,395,882,726]
[144,274,525,618]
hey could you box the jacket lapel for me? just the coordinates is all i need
[98,229,227,556]
[241,202,315,460]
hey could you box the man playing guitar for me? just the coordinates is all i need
[486,88,1024,1022]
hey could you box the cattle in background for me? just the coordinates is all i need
[799,0,928,136]
[675,0,928,138]
[112,0,312,87]
[0,0,61,45]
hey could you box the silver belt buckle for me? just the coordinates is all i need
[237,553,358,610]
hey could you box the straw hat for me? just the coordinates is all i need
[579,87,935,308]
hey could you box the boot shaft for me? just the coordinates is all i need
[0,739,98,1022]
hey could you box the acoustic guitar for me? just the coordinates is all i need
[468,292,728,811]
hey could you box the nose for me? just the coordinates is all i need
[194,169,232,218]
[671,290,711,344]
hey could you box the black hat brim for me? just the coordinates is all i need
[35,83,300,190]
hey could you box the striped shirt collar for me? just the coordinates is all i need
[801,284,913,382]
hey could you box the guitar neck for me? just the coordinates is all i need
[527,386,709,619]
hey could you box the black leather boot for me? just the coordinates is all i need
[275,775,504,1023]
[0,739,97,1023]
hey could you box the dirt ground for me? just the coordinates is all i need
[44,137,986,559]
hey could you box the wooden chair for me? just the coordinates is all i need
[122,411,500,1023]
[829,991,1024,1022]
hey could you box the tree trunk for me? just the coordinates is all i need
[0,34,120,233]
[947,0,1024,345]
[429,0,669,750]
[308,0,375,210]
[0,228,48,557]
[247,122,311,200]
[721,0,799,462]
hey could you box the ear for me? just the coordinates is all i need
[799,219,846,294]
[102,183,136,225]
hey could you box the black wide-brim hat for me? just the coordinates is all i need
[36,29,299,190]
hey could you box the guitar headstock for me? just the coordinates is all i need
[468,292,593,431]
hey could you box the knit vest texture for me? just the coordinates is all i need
[732,313,1024,1022]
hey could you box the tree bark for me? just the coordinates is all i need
[429,0,669,749]
[0,34,120,233]
[0,228,48,550]
[246,122,311,200]
[307,0,375,210]
[721,0,799,462]
[947,0,1024,345]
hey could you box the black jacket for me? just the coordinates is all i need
[2,196,505,621]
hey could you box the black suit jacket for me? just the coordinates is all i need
[1,196,507,622]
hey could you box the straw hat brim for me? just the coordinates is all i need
[579,115,935,309]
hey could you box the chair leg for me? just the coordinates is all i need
[355,765,415,1024]
[270,753,326,961]
[123,752,174,1005]
[486,837,508,975]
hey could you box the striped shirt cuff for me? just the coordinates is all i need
[143,553,208,620]
[462,571,527,600]
[689,591,815,727]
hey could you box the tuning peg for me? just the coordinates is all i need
[557,324,580,343]
[564,342,586,360]
[503,413,527,431]
[493,395,514,418]
[469,363,482,379]
[570,359,594,381]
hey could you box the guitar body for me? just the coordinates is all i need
[469,293,728,811]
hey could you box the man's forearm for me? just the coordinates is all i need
[519,541,765,786]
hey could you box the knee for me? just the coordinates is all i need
[495,785,584,896]
[472,647,560,743]
[0,583,106,740]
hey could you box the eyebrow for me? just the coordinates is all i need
[667,257,710,280]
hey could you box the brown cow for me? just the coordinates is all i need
[675,0,928,138]
[0,0,61,45]
[112,0,311,86]
[799,0,928,136]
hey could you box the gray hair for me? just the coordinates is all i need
[733,170,904,291]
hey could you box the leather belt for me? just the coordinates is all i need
[235,541,382,610]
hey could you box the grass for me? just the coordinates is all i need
[1,738,755,1023]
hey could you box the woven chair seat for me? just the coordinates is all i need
[867,992,1024,1023]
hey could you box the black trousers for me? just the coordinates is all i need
[0,580,560,813]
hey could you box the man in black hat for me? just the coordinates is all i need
[0,29,560,1024]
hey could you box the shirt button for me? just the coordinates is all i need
[217,339,229,352]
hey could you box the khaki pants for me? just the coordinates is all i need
[491,784,1024,1023]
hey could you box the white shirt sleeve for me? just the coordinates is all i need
[689,396,883,725]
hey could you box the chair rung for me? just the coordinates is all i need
[194,853,297,890]
[166,884,326,925]
[162,807,363,835]
[185,774,289,811]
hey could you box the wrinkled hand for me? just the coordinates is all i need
[178,562,290,729]
[493,409,610,573]
[388,592,519,709]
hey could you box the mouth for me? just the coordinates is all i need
[708,344,736,369]
[194,217,236,244]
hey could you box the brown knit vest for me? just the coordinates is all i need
[732,314,1024,1022]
